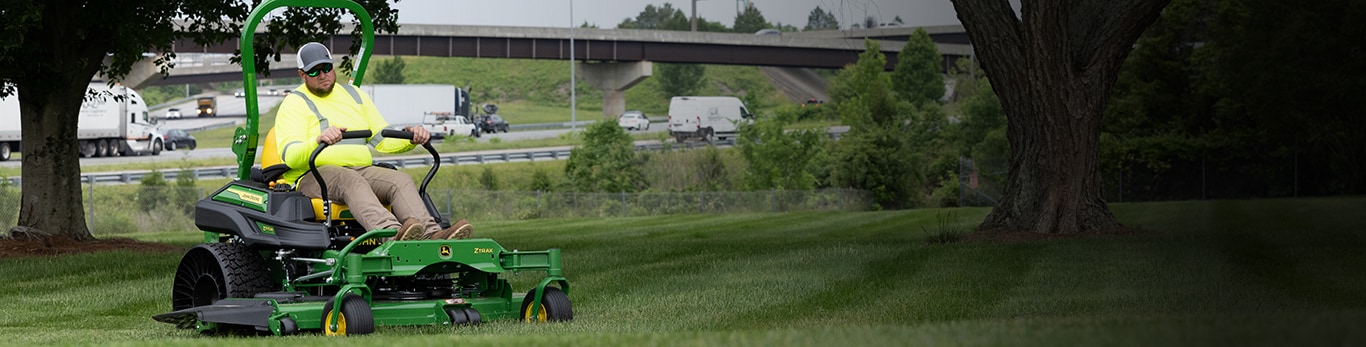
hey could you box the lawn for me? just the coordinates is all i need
[2,197,1364,345]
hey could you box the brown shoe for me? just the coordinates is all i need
[396,217,424,241]
[430,219,473,240]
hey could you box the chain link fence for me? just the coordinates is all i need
[957,157,1007,207]
[0,185,873,235]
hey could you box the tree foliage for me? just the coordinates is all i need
[732,5,771,34]
[657,64,707,97]
[737,109,825,191]
[369,56,406,84]
[825,41,928,209]
[617,4,715,98]
[565,120,647,193]
[806,6,840,31]
[0,0,397,240]
[617,3,691,30]
[891,28,945,104]
[1101,0,1365,199]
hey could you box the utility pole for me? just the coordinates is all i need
[691,0,698,32]
[570,0,576,129]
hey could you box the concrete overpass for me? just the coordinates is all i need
[138,24,970,117]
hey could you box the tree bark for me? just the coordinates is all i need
[16,82,96,241]
[951,0,1169,234]
[10,3,114,241]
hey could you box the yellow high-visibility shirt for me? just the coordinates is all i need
[274,83,416,184]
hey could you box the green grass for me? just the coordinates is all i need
[497,101,603,124]
[3,197,1365,345]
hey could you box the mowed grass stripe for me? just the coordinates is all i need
[0,198,1362,345]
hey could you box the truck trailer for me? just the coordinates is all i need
[360,84,477,138]
[0,82,164,161]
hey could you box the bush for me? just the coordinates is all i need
[529,169,554,192]
[137,170,168,213]
[564,120,646,192]
[173,168,200,213]
[479,166,500,191]
[737,107,825,191]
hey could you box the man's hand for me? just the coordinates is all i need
[318,126,347,145]
[404,126,431,145]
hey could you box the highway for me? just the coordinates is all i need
[0,93,667,167]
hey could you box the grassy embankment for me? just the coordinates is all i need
[2,197,1364,345]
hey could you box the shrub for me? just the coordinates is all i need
[137,170,168,213]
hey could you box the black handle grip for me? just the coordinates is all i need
[341,130,373,139]
[381,129,413,140]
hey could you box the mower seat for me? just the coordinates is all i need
[261,128,360,222]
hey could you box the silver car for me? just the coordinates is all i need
[617,111,649,131]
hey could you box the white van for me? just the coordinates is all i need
[666,96,754,142]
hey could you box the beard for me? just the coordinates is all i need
[306,82,333,97]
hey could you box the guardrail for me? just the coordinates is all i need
[5,139,736,186]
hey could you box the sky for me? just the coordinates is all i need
[389,0,961,29]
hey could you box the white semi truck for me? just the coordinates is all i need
[360,84,478,138]
[0,82,164,161]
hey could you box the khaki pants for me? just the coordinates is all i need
[296,165,440,237]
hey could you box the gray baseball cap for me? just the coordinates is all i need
[295,42,333,71]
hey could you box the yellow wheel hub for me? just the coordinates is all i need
[524,304,547,322]
[324,310,348,336]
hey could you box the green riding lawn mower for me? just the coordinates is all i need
[151,0,572,336]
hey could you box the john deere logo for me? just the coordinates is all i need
[439,245,451,259]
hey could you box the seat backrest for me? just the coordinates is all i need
[262,127,363,221]
[252,127,291,186]
[262,127,283,168]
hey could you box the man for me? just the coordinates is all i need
[275,42,471,240]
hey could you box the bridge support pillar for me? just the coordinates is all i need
[103,56,164,90]
[579,61,652,119]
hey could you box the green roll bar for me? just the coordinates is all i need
[234,0,376,180]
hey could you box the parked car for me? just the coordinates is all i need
[162,129,197,151]
[617,110,650,131]
[164,108,182,119]
[475,114,510,133]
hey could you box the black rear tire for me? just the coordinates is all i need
[170,243,276,312]
[519,286,572,322]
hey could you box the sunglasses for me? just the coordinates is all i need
[304,64,333,77]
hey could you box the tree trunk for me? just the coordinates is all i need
[6,1,124,241]
[16,80,95,241]
[951,0,1169,234]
